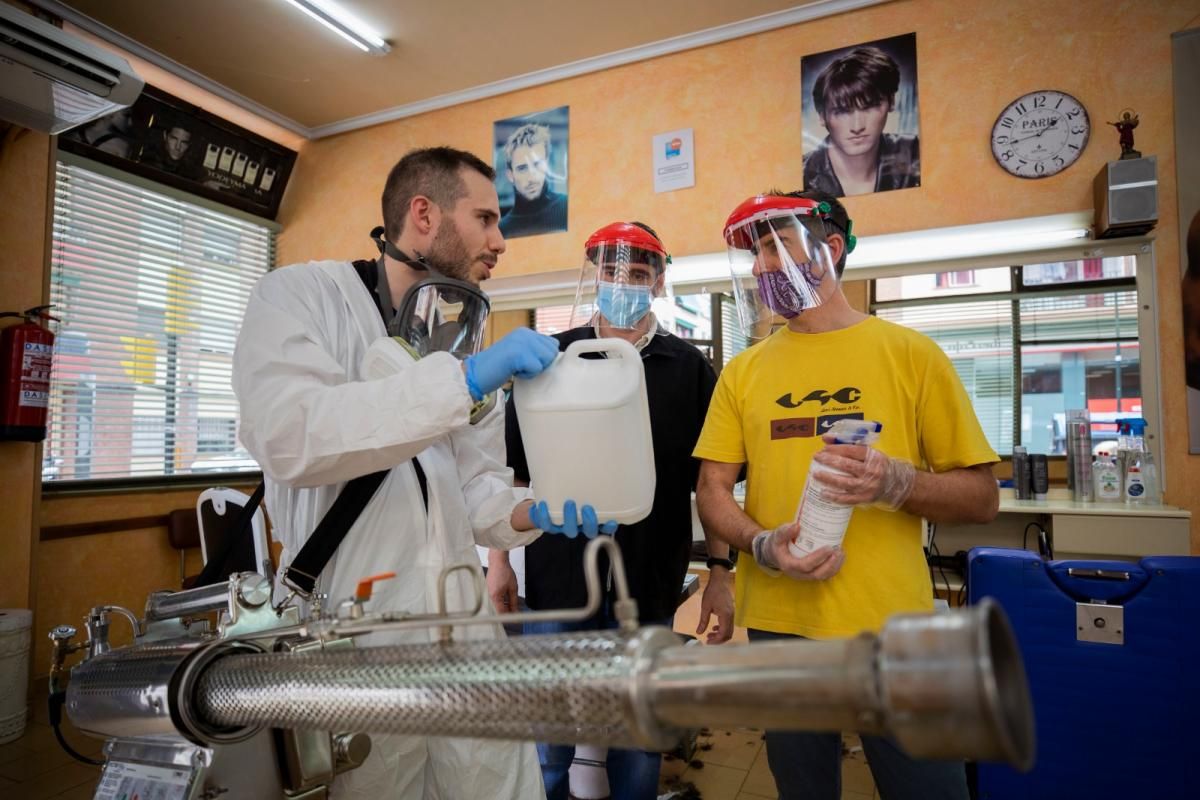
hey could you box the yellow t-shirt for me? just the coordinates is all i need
[693,316,998,639]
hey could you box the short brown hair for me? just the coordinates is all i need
[760,188,852,277]
[381,147,495,241]
[812,46,900,118]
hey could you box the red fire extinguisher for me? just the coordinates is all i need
[1,305,57,442]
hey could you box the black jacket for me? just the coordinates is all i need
[499,188,568,238]
[506,327,716,622]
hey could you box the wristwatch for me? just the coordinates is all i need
[706,556,734,572]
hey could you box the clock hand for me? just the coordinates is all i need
[1009,118,1059,144]
[1033,118,1058,138]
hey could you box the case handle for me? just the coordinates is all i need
[1066,568,1131,581]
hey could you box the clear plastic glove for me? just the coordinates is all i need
[529,500,618,539]
[811,439,916,510]
[752,522,845,581]
[463,328,559,401]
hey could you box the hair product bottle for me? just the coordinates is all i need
[790,420,883,557]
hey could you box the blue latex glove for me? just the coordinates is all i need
[529,500,618,539]
[464,328,559,401]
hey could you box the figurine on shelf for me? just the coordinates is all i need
[1107,109,1141,160]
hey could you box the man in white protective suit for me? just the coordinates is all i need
[233,147,607,798]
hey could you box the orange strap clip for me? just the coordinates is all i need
[355,572,396,602]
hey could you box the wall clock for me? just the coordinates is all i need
[990,90,1089,178]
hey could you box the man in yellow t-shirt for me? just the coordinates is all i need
[694,190,999,800]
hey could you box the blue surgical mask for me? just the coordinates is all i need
[596,282,652,328]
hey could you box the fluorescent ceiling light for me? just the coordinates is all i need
[280,0,390,55]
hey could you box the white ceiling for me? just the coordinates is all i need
[33,0,882,137]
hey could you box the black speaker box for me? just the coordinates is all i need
[1094,156,1157,238]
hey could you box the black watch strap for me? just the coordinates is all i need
[706,556,734,571]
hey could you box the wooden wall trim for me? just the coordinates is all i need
[40,515,169,541]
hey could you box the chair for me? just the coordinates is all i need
[166,508,203,589]
[196,487,271,580]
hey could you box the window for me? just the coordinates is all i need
[533,304,573,335]
[674,294,699,313]
[872,257,1139,456]
[936,270,976,288]
[44,162,274,483]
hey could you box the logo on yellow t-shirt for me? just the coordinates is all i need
[775,386,862,408]
[770,411,865,440]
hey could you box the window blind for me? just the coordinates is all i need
[875,299,1015,454]
[1018,290,1139,343]
[44,162,273,483]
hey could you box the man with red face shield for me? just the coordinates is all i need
[693,191,999,800]
[489,222,731,800]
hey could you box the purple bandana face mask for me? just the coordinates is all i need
[756,265,819,319]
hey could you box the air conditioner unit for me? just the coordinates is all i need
[0,3,143,134]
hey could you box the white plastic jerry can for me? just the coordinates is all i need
[513,337,656,526]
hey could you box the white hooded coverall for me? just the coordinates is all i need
[232,260,546,799]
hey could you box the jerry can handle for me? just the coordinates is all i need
[563,337,639,361]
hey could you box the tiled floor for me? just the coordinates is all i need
[0,695,103,799]
[662,568,880,799]
[657,729,878,800]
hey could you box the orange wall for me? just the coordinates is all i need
[278,0,1200,547]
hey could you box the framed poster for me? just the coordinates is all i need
[493,105,569,239]
[801,32,920,198]
[653,128,695,193]
[59,84,297,220]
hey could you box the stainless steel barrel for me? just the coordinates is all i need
[67,639,207,739]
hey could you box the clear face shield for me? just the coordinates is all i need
[389,276,491,360]
[723,197,842,339]
[568,223,671,334]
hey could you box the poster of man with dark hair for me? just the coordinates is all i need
[493,106,569,238]
[801,33,920,197]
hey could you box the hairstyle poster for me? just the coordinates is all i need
[801,32,920,198]
[492,105,569,239]
[59,84,297,220]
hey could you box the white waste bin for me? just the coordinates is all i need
[0,609,33,744]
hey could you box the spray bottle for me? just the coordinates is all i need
[789,420,883,557]
[1121,418,1156,504]
[1092,453,1122,502]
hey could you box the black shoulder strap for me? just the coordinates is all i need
[194,482,266,587]
[283,461,428,596]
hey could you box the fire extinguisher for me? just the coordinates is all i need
[1,305,57,442]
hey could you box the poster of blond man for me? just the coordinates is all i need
[493,106,569,238]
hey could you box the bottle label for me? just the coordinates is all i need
[791,469,853,554]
